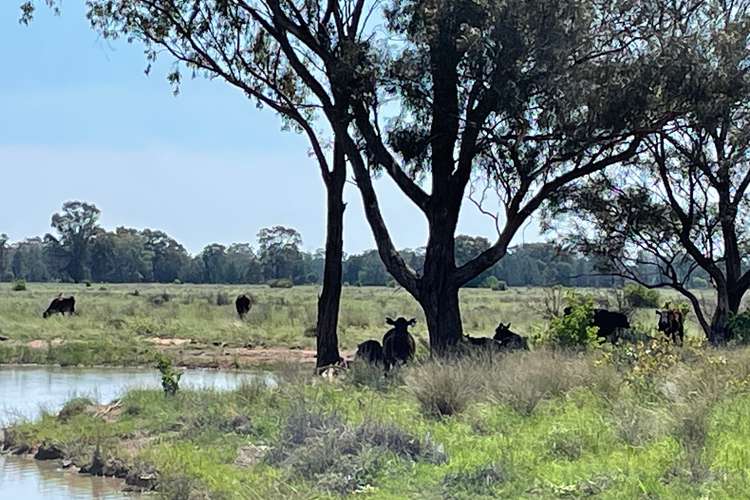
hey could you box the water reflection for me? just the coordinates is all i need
[0,366,272,499]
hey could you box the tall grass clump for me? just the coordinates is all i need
[407,360,480,418]
[266,405,445,494]
[11,279,26,291]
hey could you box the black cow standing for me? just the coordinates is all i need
[235,294,252,319]
[355,340,385,366]
[42,296,75,318]
[563,307,630,342]
[382,317,416,370]
[657,309,685,344]
[493,323,529,350]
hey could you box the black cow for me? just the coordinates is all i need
[493,323,529,350]
[657,309,685,344]
[464,335,502,350]
[563,307,630,342]
[356,340,385,366]
[235,294,252,319]
[382,317,416,370]
[43,296,75,318]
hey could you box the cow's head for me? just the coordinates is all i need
[494,322,514,337]
[656,310,671,331]
[386,317,416,332]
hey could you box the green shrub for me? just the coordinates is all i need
[623,284,660,308]
[483,276,499,289]
[84,280,92,287]
[541,294,600,349]
[268,278,294,289]
[729,310,750,344]
[155,354,182,396]
[11,279,27,291]
[483,276,508,291]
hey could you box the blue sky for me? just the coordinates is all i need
[0,3,541,255]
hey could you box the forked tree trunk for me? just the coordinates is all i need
[315,144,346,370]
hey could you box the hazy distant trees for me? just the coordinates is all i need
[2,203,640,288]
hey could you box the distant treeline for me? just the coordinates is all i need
[1,202,710,288]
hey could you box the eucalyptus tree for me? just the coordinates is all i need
[79,0,687,353]
[341,0,680,350]
[46,201,102,283]
[546,0,750,343]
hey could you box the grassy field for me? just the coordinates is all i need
[6,343,750,499]
[0,282,716,367]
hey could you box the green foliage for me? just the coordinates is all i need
[268,278,293,289]
[729,310,750,344]
[623,284,660,308]
[155,354,182,396]
[541,294,600,349]
[11,278,26,291]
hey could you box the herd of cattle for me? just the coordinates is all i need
[40,293,687,367]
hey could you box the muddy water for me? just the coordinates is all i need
[0,366,273,499]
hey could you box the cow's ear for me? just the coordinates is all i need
[655,310,660,315]
[506,323,512,329]
[386,317,395,325]
[408,318,417,326]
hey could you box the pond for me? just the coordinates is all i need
[0,366,273,499]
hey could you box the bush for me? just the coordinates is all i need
[215,292,231,306]
[11,279,26,291]
[623,284,660,308]
[268,279,294,289]
[155,354,182,396]
[84,280,92,287]
[483,276,508,291]
[149,292,171,306]
[729,310,750,344]
[541,294,600,349]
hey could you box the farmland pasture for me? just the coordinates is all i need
[0,282,717,367]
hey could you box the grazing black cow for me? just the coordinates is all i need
[235,294,252,319]
[382,317,416,370]
[356,340,385,366]
[656,309,685,344]
[563,307,630,342]
[493,323,529,350]
[43,296,75,318]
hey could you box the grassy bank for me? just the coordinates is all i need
[0,283,715,367]
[5,342,750,498]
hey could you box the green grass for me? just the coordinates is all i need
[0,282,717,367]
[8,343,750,498]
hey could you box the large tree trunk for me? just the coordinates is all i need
[418,212,462,354]
[419,282,462,354]
[315,144,346,370]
